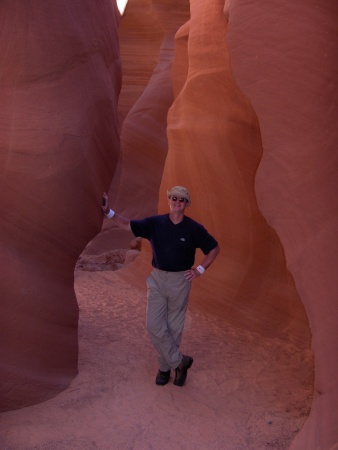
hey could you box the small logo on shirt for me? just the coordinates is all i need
[180,238,186,242]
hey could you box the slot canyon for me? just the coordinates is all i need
[0,0,337,449]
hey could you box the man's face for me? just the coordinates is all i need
[169,195,187,212]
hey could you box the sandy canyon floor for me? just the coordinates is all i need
[0,268,313,450]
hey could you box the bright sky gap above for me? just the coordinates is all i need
[117,0,128,15]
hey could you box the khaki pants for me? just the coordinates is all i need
[146,269,191,371]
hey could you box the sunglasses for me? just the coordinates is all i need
[171,196,186,203]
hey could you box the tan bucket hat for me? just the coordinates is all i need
[167,186,191,206]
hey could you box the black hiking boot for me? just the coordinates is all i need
[174,355,193,386]
[155,370,171,385]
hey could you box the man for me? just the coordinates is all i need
[102,186,220,387]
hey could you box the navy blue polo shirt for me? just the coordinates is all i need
[130,214,218,272]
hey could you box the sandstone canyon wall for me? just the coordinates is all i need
[225,1,338,448]
[1,0,337,449]
[114,0,191,218]
[86,0,191,255]
[114,0,337,448]
[0,1,121,411]
[160,0,310,348]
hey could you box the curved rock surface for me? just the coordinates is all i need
[0,1,121,410]
[160,0,310,347]
[113,0,191,217]
[114,1,337,448]
[226,1,338,448]
[1,0,337,449]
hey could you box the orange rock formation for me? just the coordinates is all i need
[113,1,338,448]
[226,1,338,448]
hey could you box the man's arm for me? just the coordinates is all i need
[102,192,131,231]
[185,245,220,281]
[198,245,220,271]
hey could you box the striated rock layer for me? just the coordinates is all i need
[160,0,310,346]
[0,1,121,411]
[1,0,336,448]
[118,0,336,448]
[88,0,191,255]
[113,0,191,217]
[226,1,338,448]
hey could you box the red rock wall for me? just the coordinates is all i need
[2,0,337,448]
[225,1,338,448]
[112,0,191,218]
[121,0,337,448]
[0,1,121,410]
[160,0,310,346]
[91,0,191,254]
